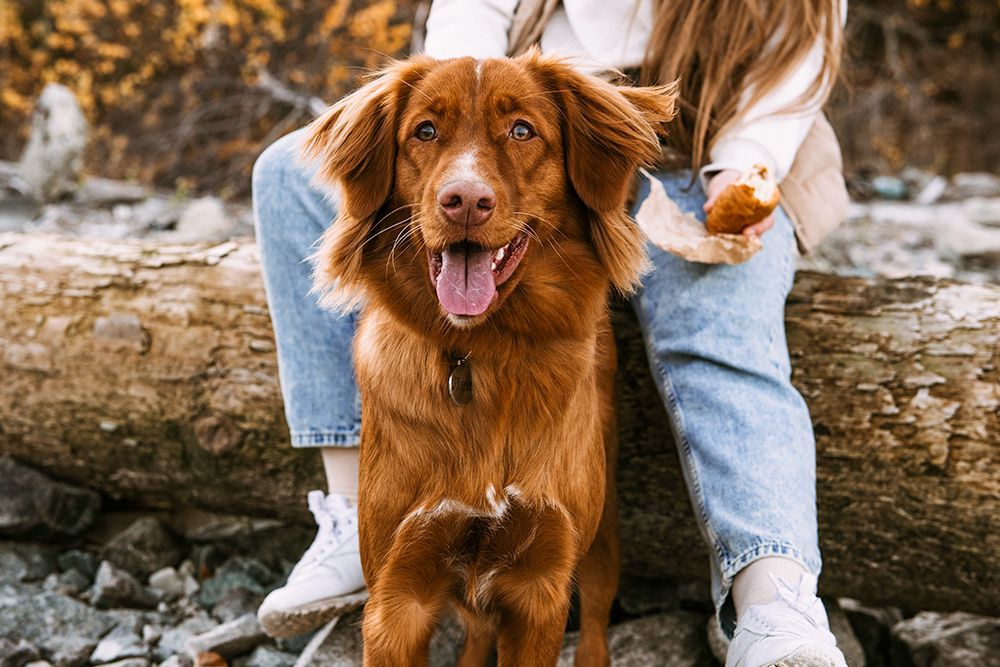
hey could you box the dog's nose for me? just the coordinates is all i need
[437,180,496,227]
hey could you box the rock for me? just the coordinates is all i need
[98,660,150,667]
[827,602,867,667]
[0,638,41,667]
[184,614,266,659]
[243,647,296,667]
[947,172,1000,200]
[42,569,90,596]
[0,587,116,667]
[102,517,182,579]
[617,574,711,616]
[163,197,232,244]
[89,625,147,664]
[0,542,58,583]
[75,177,150,206]
[872,175,909,200]
[154,614,218,662]
[17,83,87,202]
[91,561,160,609]
[170,508,284,544]
[839,598,903,667]
[157,657,192,667]
[963,197,1000,227]
[0,458,100,540]
[211,588,265,624]
[891,612,1000,667]
[196,558,274,608]
[57,550,98,579]
[149,567,186,600]
[558,612,714,666]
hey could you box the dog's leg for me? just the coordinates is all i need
[362,584,446,666]
[495,593,571,667]
[572,487,619,667]
[455,611,495,667]
[490,504,577,667]
[575,327,621,667]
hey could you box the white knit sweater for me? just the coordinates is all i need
[422,0,846,186]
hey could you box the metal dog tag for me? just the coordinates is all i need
[448,360,473,405]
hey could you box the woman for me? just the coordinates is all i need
[252,1,849,665]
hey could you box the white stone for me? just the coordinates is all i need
[17,84,88,202]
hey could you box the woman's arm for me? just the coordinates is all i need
[700,0,848,188]
[423,0,520,59]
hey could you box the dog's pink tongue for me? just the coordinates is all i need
[436,246,496,316]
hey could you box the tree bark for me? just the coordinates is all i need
[0,233,996,613]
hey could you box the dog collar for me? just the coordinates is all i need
[447,349,472,405]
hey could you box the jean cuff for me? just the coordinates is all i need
[290,429,361,448]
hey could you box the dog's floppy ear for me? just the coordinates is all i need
[303,57,432,220]
[302,57,431,311]
[526,52,678,293]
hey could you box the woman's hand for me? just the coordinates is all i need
[704,169,776,237]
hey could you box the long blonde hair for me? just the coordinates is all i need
[640,0,843,170]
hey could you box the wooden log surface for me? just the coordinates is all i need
[0,232,996,613]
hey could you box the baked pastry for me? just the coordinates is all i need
[705,164,780,235]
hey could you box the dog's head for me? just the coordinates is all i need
[305,52,677,333]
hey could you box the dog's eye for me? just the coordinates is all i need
[509,121,534,141]
[416,122,437,141]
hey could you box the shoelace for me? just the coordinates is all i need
[766,572,826,629]
[306,491,356,562]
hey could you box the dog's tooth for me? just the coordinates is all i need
[494,247,506,262]
[491,261,497,271]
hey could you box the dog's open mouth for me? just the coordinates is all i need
[428,232,530,317]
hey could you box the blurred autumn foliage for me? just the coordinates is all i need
[0,0,996,196]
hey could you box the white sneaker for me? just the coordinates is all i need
[724,573,848,667]
[257,490,368,637]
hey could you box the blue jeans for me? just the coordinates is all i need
[252,129,821,621]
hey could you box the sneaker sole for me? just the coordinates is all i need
[257,589,369,638]
[771,646,846,667]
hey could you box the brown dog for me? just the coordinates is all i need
[303,51,676,666]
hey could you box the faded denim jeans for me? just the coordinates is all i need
[252,129,821,624]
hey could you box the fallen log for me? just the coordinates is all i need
[0,232,996,613]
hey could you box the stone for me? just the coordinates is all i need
[163,197,232,244]
[196,558,274,608]
[826,602,867,667]
[891,612,1000,667]
[0,638,41,667]
[154,615,218,662]
[0,458,100,540]
[89,625,147,664]
[42,569,90,596]
[98,660,150,667]
[57,550,98,579]
[872,175,909,200]
[91,561,160,609]
[17,83,87,202]
[948,172,1000,199]
[0,542,58,583]
[558,612,714,666]
[963,197,1000,228]
[839,597,903,666]
[0,587,115,667]
[149,567,186,600]
[102,517,182,579]
[243,646,296,667]
[184,614,266,659]
[157,657,192,667]
[211,587,265,624]
[617,574,711,616]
